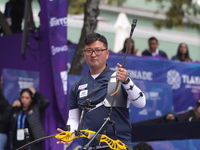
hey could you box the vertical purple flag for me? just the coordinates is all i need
[46,0,68,122]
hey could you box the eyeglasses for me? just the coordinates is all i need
[83,48,107,56]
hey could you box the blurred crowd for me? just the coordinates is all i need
[118,37,193,63]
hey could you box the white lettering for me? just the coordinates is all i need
[182,74,200,85]
[50,17,67,27]
[128,70,153,81]
[51,45,68,55]
[149,92,159,98]
[18,81,34,89]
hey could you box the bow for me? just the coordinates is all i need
[17,19,137,150]
[17,129,131,150]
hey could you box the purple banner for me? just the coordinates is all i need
[68,45,200,114]
[46,0,68,122]
[44,1,68,149]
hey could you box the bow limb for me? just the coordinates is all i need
[100,134,132,150]
[16,134,56,150]
[55,130,96,142]
[16,130,96,150]
[17,130,132,150]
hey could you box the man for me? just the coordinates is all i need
[57,33,146,149]
[142,37,168,59]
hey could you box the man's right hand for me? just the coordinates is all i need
[56,128,73,145]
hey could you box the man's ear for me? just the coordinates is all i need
[106,50,110,59]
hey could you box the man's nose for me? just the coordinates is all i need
[91,51,97,56]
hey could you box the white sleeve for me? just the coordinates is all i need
[122,79,146,108]
[66,108,80,132]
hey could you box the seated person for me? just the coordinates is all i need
[119,38,141,56]
[162,110,179,123]
[189,99,200,121]
[171,43,192,62]
[142,37,168,59]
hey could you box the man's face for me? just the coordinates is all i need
[84,41,109,72]
[149,39,158,52]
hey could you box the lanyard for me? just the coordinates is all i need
[17,111,27,129]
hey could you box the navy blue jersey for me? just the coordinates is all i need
[69,66,132,148]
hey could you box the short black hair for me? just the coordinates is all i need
[85,33,108,49]
[133,142,154,150]
[148,37,158,43]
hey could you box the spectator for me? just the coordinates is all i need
[4,0,25,33]
[119,38,141,56]
[162,110,179,123]
[142,37,168,59]
[0,76,11,150]
[10,88,50,150]
[189,99,200,121]
[171,43,192,62]
[133,142,154,150]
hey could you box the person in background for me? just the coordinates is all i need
[119,38,141,56]
[142,37,168,59]
[133,142,154,150]
[4,0,25,33]
[0,76,11,150]
[189,99,200,121]
[162,110,179,123]
[10,88,50,150]
[171,43,192,62]
[56,33,146,149]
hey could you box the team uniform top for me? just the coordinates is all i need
[69,65,145,148]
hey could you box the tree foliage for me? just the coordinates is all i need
[146,0,200,30]
[68,0,126,15]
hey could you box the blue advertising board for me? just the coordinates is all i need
[2,68,39,104]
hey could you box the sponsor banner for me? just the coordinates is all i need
[2,68,39,104]
[129,81,172,123]
[108,52,200,112]
[46,0,68,122]
[68,45,200,115]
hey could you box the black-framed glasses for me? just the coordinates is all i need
[83,48,107,56]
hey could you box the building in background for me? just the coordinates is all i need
[0,0,200,61]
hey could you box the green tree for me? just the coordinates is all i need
[0,0,36,36]
[146,0,200,30]
[68,0,126,75]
